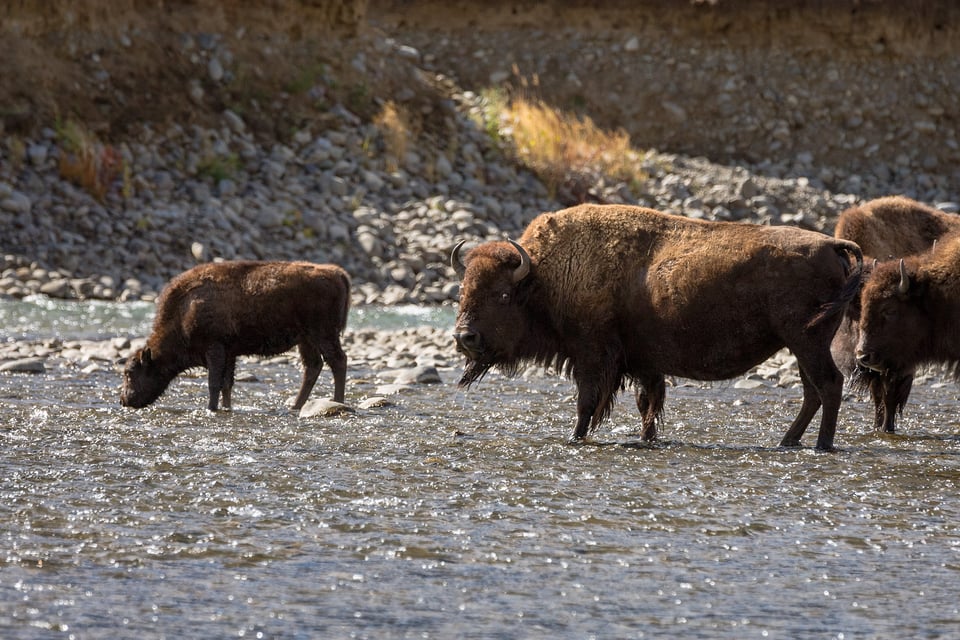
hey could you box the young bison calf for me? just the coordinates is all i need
[121,260,350,411]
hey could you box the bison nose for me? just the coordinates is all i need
[855,350,884,374]
[454,331,482,354]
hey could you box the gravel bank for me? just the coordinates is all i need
[4,24,959,306]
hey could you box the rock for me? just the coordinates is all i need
[39,279,72,299]
[359,396,393,409]
[390,365,442,384]
[0,358,46,373]
[298,399,355,418]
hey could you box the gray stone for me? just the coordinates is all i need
[0,358,45,373]
[298,399,354,418]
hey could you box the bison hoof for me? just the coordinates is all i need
[779,439,802,448]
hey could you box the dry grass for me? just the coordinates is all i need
[56,119,126,202]
[478,73,647,202]
[373,100,413,172]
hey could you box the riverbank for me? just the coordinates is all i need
[4,2,960,305]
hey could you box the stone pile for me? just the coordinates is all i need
[2,32,958,306]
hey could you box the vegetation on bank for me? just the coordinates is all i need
[372,70,649,204]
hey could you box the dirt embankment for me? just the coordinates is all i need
[3,0,960,188]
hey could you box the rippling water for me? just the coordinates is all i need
[2,298,960,638]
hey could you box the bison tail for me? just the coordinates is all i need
[338,271,352,334]
[805,240,864,331]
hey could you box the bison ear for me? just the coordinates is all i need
[141,347,153,365]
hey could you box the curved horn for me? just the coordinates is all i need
[897,258,910,296]
[451,240,468,278]
[509,240,531,283]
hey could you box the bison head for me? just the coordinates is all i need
[856,259,929,376]
[120,347,175,408]
[452,239,533,386]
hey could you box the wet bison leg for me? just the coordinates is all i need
[880,374,914,434]
[635,374,665,441]
[868,377,886,432]
[779,351,844,451]
[319,337,347,404]
[293,342,324,411]
[221,355,237,410]
[570,351,624,442]
[205,343,228,411]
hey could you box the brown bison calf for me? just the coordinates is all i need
[121,261,350,411]
[453,204,862,451]
[833,195,960,432]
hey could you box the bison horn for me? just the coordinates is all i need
[897,258,910,296]
[451,240,468,278]
[509,240,531,283]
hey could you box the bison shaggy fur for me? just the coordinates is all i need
[857,234,960,400]
[833,195,960,432]
[121,260,350,411]
[453,204,863,451]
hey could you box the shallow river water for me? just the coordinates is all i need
[2,299,960,638]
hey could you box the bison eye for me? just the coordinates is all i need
[498,291,511,305]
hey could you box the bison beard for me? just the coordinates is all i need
[453,204,863,451]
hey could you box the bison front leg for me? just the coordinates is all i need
[221,355,237,410]
[570,356,623,442]
[205,343,228,411]
[635,374,665,441]
[879,374,913,434]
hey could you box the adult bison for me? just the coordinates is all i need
[832,196,960,432]
[121,260,350,411]
[834,195,960,260]
[452,204,863,451]
[856,235,960,410]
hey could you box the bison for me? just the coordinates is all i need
[121,260,350,411]
[856,234,960,411]
[452,204,863,451]
[832,196,960,432]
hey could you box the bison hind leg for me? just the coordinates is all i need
[221,356,237,409]
[635,374,666,441]
[293,343,324,411]
[778,355,843,451]
[320,339,347,404]
[205,343,228,411]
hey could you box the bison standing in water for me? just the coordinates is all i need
[453,204,862,451]
[832,195,960,432]
[856,235,960,406]
[121,261,350,411]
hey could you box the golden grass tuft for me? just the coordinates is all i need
[56,119,126,202]
[477,72,647,203]
[373,100,412,172]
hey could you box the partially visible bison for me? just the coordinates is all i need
[856,235,960,411]
[452,204,863,451]
[121,261,350,411]
[832,196,960,432]
[834,195,960,260]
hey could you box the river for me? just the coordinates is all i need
[1,297,960,638]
